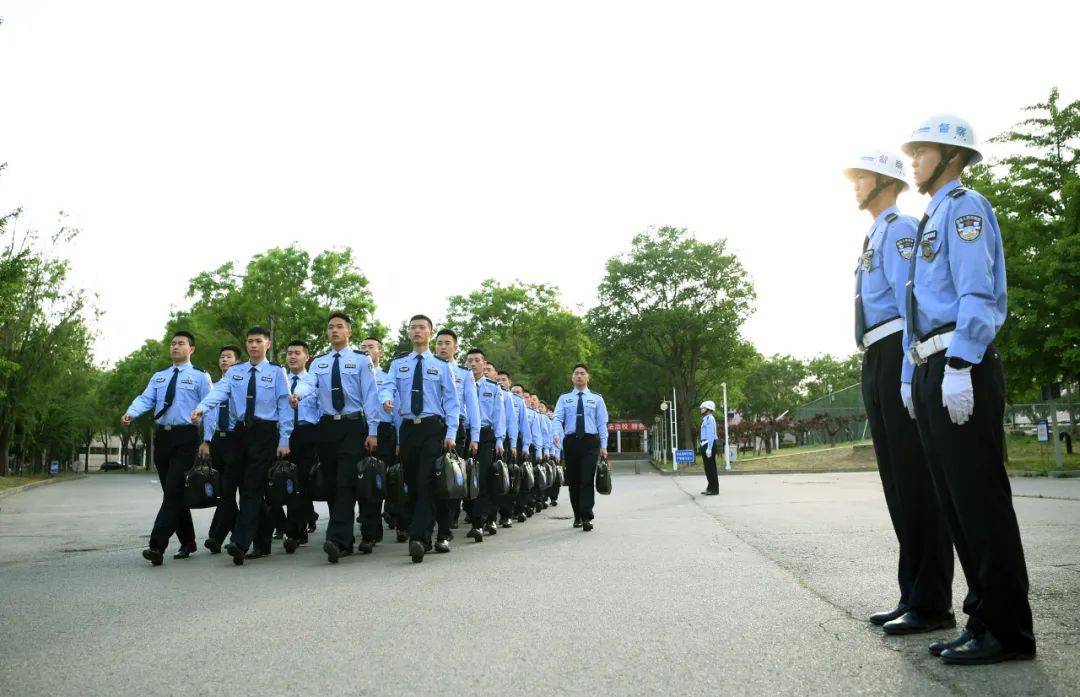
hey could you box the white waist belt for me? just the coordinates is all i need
[862,317,903,349]
[908,331,954,366]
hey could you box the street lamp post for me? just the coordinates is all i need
[722,381,731,471]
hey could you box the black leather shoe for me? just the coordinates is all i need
[142,548,163,566]
[225,543,245,566]
[245,547,270,560]
[701,490,718,496]
[940,631,1034,665]
[549,500,558,507]
[358,540,375,554]
[573,517,582,528]
[500,518,512,529]
[173,545,197,560]
[483,523,497,536]
[468,528,483,543]
[434,539,451,553]
[307,521,317,534]
[203,538,222,555]
[450,519,460,530]
[870,604,908,626]
[409,540,425,563]
[582,520,594,532]
[298,534,309,545]
[283,537,299,554]
[929,629,974,657]
[883,610,956,635]
[515,513,526,523]
[324,540,342,564]
[524,507,534,518]
[396,530,409,543]
[540,502,548,510]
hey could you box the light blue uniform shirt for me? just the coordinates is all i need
[903,179,1008,381]
[553,387,610,449]
[510,391,530,449]
[203,378,236,442]
[126,362,212,427]
[523,405,540,454]
[373,367,394,424]
[499,387,519,443]
[197,359,294,447]
[550,416,563,458]
[858,206,919,330]
[287,370,322,426]
[379,349,461,441]
[294,347,380,434]
[539,410,552,456]
[473,375,507,441]
[447,362,481,444]
[700,413,717,446]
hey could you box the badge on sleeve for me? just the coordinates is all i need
[896,238,915,260]
[955,215,983,242]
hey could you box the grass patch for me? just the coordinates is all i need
[1005,434,1079,474]
[0,472,80,492]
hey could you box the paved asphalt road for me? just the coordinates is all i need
[1,462,1077,696]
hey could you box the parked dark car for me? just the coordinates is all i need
[100,461,127,472]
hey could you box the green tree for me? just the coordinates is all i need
[102,340,168,468]
[803,353,862,402]
[588,226,755,446]
[739,354,808,421]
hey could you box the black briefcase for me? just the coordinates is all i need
[267,459,301,507]
[595,459,612,495]
[508,461,521,495]
[553,463,564,488]
[183,459,220,509]
[544,461,555,489]
[490,459,510,496]
[520,460,535,491]
[464,457,480,500]
[434,450,467,499]
[308,460,333,502]
[386,462,406,504]
[534,461,548,491]
[356,456,387,503]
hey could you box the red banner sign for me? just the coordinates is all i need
[608,420,647,432]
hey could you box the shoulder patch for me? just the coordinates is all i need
[948,187,968,199]
[884,212,898,223]
[192,366,206,373]
[896,238,915,260]
[393,351,410,359]
[434,355,448,363]
[269,361,282,368]
[955,215,983,242]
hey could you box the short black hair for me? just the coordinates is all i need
[436,328,458,342]
[328,311,352,325]
[573,363,589,373]
[409,314,433,329]
[287,340,310,352]
[172,330,196,346]
[362,336,382,345]
[219,344,242,361]
[466,348,485,358]
[498,370,510,378]
[246,326,271,339]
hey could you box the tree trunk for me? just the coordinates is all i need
[0,421,11,476]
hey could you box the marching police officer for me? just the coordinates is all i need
[464,349,506,539]
[379,314,461,563]
[281,339,321,553]
[553,363,608,531]
[122,331,212,566]
[292,312,380,562]
[193,326,293,565]
[546,404,564,506]
[202,344,241,555]
[843,150,954,635]
[901,114,1035,664]
[496,370,524,527]
[434,329,480,531]
[360,335,402,543]
[513,385,538,520]
[698,400,719,496]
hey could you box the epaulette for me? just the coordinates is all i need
[192,366,206,373]
[884,212,898,223]
[591,391,602,398]
[358,349,369,356]
[484,377,499,385]
[269,361,282,368]
[393,350,410,359]
[434,355,449,363]
[948,187,968,199]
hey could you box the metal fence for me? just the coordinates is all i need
[791,383,868,446]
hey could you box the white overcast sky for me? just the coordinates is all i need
[1,1,1077,366]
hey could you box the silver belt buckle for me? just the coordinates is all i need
[333,414,342,421]
[908,342,925,366]
[163,425,173,431]
[412,418,422,425]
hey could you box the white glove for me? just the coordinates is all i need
[705,448,713,458]
[941,365,974,426]
[900,382,915,420]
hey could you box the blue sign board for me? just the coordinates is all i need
[674,449,696,464]
[50,460,60,475]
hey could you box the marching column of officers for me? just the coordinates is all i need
[122,312,609,568]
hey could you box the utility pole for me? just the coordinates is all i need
[722,381,731,471]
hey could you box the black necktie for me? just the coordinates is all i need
[245,366,257,423]
[217,392,229,431]
[331,353,344,413]
[905,214,931,345]
[854,235,870,348]
[575,392,585,435]
[154,368,179,419]
[291,375,300,424]
[411,355,424,416]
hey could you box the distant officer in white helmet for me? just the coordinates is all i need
[698,400,719,496]
[901,114,1035,665]
[843,151,954,636]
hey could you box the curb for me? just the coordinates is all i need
[0,474,87,500]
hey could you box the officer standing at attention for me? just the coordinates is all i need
[193,326,293,565]
[122,330,212,566]
[553,364,608,532]
[698,400,719,496]
[843,150,954,635]
[434,329,480,531]
[464,348,506,540]
[202,344,241,555]
[901,114,1035,665]
[495,369,523,528]
[360,336,401,543]
[291,312,380,562]
[281,339,321,554]
[380,314,460,563]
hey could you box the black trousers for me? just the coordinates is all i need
[317,416,367,550]
[496,435,517,520]
[564,434,598,521]
[363,420,398,536]
[913,346,1035,655]
[284,423,318,541]
[700,440,719,493]
[515,445,537,513]
[863,332,953,614]
[471,426,497,528]
[149,425,199,552]
[231,420,278,553]
[207,430,241,543]
[399,417,447,543]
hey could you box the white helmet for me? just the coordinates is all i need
[700,400,716,412]
[900,114,983,164]
[843,150,910,191]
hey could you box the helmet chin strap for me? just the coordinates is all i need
[918,146,959,195]
[859,175,896,211]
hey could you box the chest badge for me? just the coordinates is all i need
[920,230,938,262]
[859,249,874,272]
